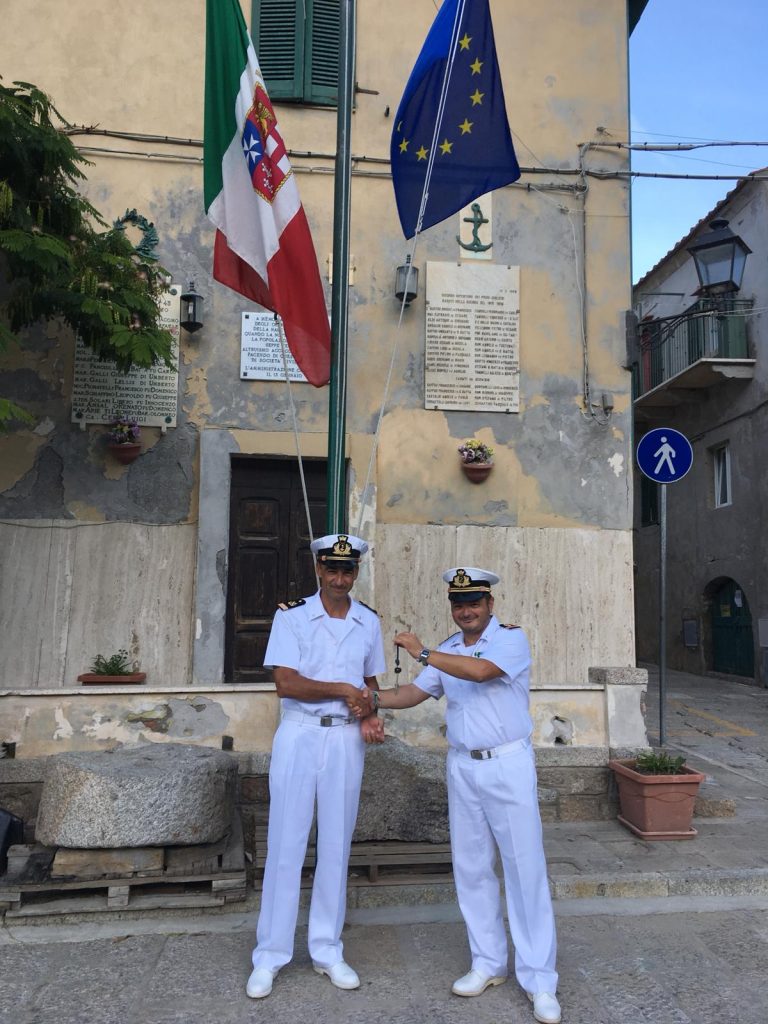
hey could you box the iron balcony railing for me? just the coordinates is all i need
[636,298,752,396]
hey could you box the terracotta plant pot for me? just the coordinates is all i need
[78,673,146,686]
[608,758,706,840]
[461,462,493,483]
[108,442,142,464]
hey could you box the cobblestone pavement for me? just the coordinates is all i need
[2,903,768,1024]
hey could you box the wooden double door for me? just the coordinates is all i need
[224,456,327,684]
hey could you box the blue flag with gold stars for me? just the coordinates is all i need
[391,0,520,239]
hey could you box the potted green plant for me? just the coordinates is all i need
[608,750,706,840]
[458,438,495,483]
[78,649,146,685]
[106,414,142,464]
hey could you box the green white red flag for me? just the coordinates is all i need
[204,0,331,386]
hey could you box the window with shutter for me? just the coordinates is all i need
[252,0,340,105]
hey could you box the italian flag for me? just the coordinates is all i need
[204,0,331,387]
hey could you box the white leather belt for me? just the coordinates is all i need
[456,736,530,760]
[282,710,357,728]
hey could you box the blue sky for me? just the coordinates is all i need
[629,0,768,282]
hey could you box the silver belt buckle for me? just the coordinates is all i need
[470,748,493,760]
[320,715,333,727]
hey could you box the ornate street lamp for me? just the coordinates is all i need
[687,218,751,295]
[180,281,205,333]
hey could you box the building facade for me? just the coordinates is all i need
[1,0,647,758]
[632,172,767,686]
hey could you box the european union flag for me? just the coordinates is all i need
[391,0,520,239]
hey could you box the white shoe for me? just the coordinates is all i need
[313,960,360,990]
[451,969,507,997]
[527,991,562,1023]
[246,966,276,998]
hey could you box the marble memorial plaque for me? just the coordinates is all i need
[71,286,180,427]
[425,263,519,412]
[240,311,308,382]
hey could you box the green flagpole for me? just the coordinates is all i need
[326,0,355,532]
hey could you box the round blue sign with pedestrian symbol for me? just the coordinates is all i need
[636,427,693,483]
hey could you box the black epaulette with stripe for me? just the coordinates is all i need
[277,599,306,611]
[441,630,462,646]
[357,600,379,615]
[500,623,520,630]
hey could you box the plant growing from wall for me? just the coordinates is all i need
[0,79,175,431]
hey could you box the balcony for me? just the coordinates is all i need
[634,299,754,416]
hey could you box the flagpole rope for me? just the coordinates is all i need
[355,1,467,534]
[276,316,315,544]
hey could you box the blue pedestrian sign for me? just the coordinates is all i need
[637,428,693,483]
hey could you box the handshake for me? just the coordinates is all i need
[344,685,385,744]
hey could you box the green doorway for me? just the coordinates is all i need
[710,579,754,678]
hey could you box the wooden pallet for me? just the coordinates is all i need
[0,812,247,918]
[253,825,453,885]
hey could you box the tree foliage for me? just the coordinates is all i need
[0,79,175,429]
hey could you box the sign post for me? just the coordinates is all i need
[636,427,694,747]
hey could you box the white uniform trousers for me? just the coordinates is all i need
[447,737,558,995]
[252,715,364,971]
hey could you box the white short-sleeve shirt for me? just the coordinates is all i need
[264,591,387,717]
[414,615,533,752]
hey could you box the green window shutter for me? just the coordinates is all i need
[306,0,340,104]
[252,0,304,101]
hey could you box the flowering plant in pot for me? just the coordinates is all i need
[458,439,494,482]
[608,749,706,841]
[106,414,141,463]
[78,648,146,685]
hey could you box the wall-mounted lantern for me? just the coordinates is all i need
[687,218,751,295]
[180,281,205,333]
[394,255,419,306]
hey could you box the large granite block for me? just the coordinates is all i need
[35,744,237,848]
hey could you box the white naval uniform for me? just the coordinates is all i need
[252,591,386,972]
[414,615,558,995]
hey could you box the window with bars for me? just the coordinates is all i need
[713,443,732,508]
[251,0,340,105]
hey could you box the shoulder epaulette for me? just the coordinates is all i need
[440,630,462,646]
[357,600,379,615]
[500,623,520,630]
[277,599,306,611]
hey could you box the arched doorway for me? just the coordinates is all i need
[708,578,754,678]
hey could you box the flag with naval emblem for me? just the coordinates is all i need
[391,0,520,239]
[204,0,331,386]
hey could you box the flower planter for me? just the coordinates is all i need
[461,462,493,483]
[78,673,146,686]
[108,442,142,465]
[609,758,706,840]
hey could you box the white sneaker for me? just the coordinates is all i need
[451,969,507,997]
[246,966,276,998]
[527,991,562,1023]
[313,960,360,990]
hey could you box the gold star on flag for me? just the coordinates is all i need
[416,145,428,161]
[458,118,473,135]
[470,58,483,75]
[399,138,409,153]
[458,33,471,50]
[470,88,484,106]
[439,138,453,155]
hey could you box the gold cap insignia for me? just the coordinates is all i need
[332,535,353,557]
[452,570,471,588]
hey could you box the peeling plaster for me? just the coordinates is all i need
[607,453,624,477]
[53,707,74,740]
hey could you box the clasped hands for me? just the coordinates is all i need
[344,685,385,744]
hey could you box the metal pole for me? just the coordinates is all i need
[659,482,667,748]
[326,0,355,532]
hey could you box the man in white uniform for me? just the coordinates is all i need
[246,534,385,999]
[375,567,561,1024]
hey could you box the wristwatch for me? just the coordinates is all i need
[417,649,431,665]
